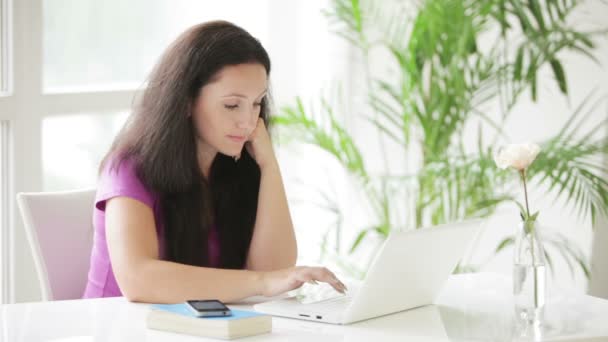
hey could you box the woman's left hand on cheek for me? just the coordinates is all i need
[245,118,276,169]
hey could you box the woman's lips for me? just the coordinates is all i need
[227,135,247,143]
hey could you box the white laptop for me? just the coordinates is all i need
[254,219,484,324]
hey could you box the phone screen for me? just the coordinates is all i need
[186,300,231,317]
[188,300,228,311]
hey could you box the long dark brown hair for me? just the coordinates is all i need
[101,21,271,269]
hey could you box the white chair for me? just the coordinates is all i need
[16,188,96,301]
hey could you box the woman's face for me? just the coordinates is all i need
[192,63,268,158]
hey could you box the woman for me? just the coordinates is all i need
[83,21,346,303]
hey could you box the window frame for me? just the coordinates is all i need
[0,0,11,95]
[0,0,136,303]
[0,0,13,305]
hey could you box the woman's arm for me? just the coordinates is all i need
[246,160,298,271]
[106,197,340,303]
[106,197,262,303]
[244,118,298,271]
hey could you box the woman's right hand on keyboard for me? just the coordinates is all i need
[260,266,347,297]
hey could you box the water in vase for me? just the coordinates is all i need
[514,263,546,324]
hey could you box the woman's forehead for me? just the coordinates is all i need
[207,63,268,94]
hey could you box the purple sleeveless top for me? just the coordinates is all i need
[83,157,220,298]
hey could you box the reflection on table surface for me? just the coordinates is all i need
[2,273,607,342]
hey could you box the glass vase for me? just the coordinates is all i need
[513,220,546,326]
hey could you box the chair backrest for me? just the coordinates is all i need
[16,188,96,301]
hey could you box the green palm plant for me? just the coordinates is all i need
[272,0,608,279]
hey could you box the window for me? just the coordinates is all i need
[42,112,128,191]
[43,0,269,93]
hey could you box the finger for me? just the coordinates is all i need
[310,268,346,293]
[251,118,262,132]
[324,270,347,291]
[256,118,268,133]
[325,271,347,292]
[247,130,256,142]
[295,267,345,292]
[315,267,339,283]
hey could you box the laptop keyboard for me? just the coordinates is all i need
[304,295,353,313]
[292,281,356,303]
[262,280,361,317]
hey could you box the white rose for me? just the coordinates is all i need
[494,143,541,171]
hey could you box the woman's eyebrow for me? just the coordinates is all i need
[222,89,268,99]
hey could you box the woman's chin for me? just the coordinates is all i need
[218,147,243,158]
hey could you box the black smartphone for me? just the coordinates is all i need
[185,299,232,317]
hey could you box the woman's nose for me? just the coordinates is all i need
[235,121,250,129]
[235,110,257,129]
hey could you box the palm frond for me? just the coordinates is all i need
[543,232,591,279]
[530,94,608,222]
[415,148,513,225]
[273,96,369,183]
[276,0,607,279]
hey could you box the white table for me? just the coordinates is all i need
[2,273,608,341]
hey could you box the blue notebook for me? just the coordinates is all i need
[151,303,265,320]
[146,303,272,340]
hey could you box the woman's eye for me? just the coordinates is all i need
[224,104,239,110]
[253,102,262,107]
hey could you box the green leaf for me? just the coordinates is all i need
[514,0,542,36]
[349,229,369,254]
[514,201,527,217]
[453,263,479,274]
[544,231,592,280]
[528,0,546,32]
[543,249,555,278]
[571,31,595,49]
[578,258,591,279]
[530,211,540,222]
[514,46,524,81]
[495,237,514,253]
[524,219,536,234]
[550,59,568,94]
[530,67,538,101]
